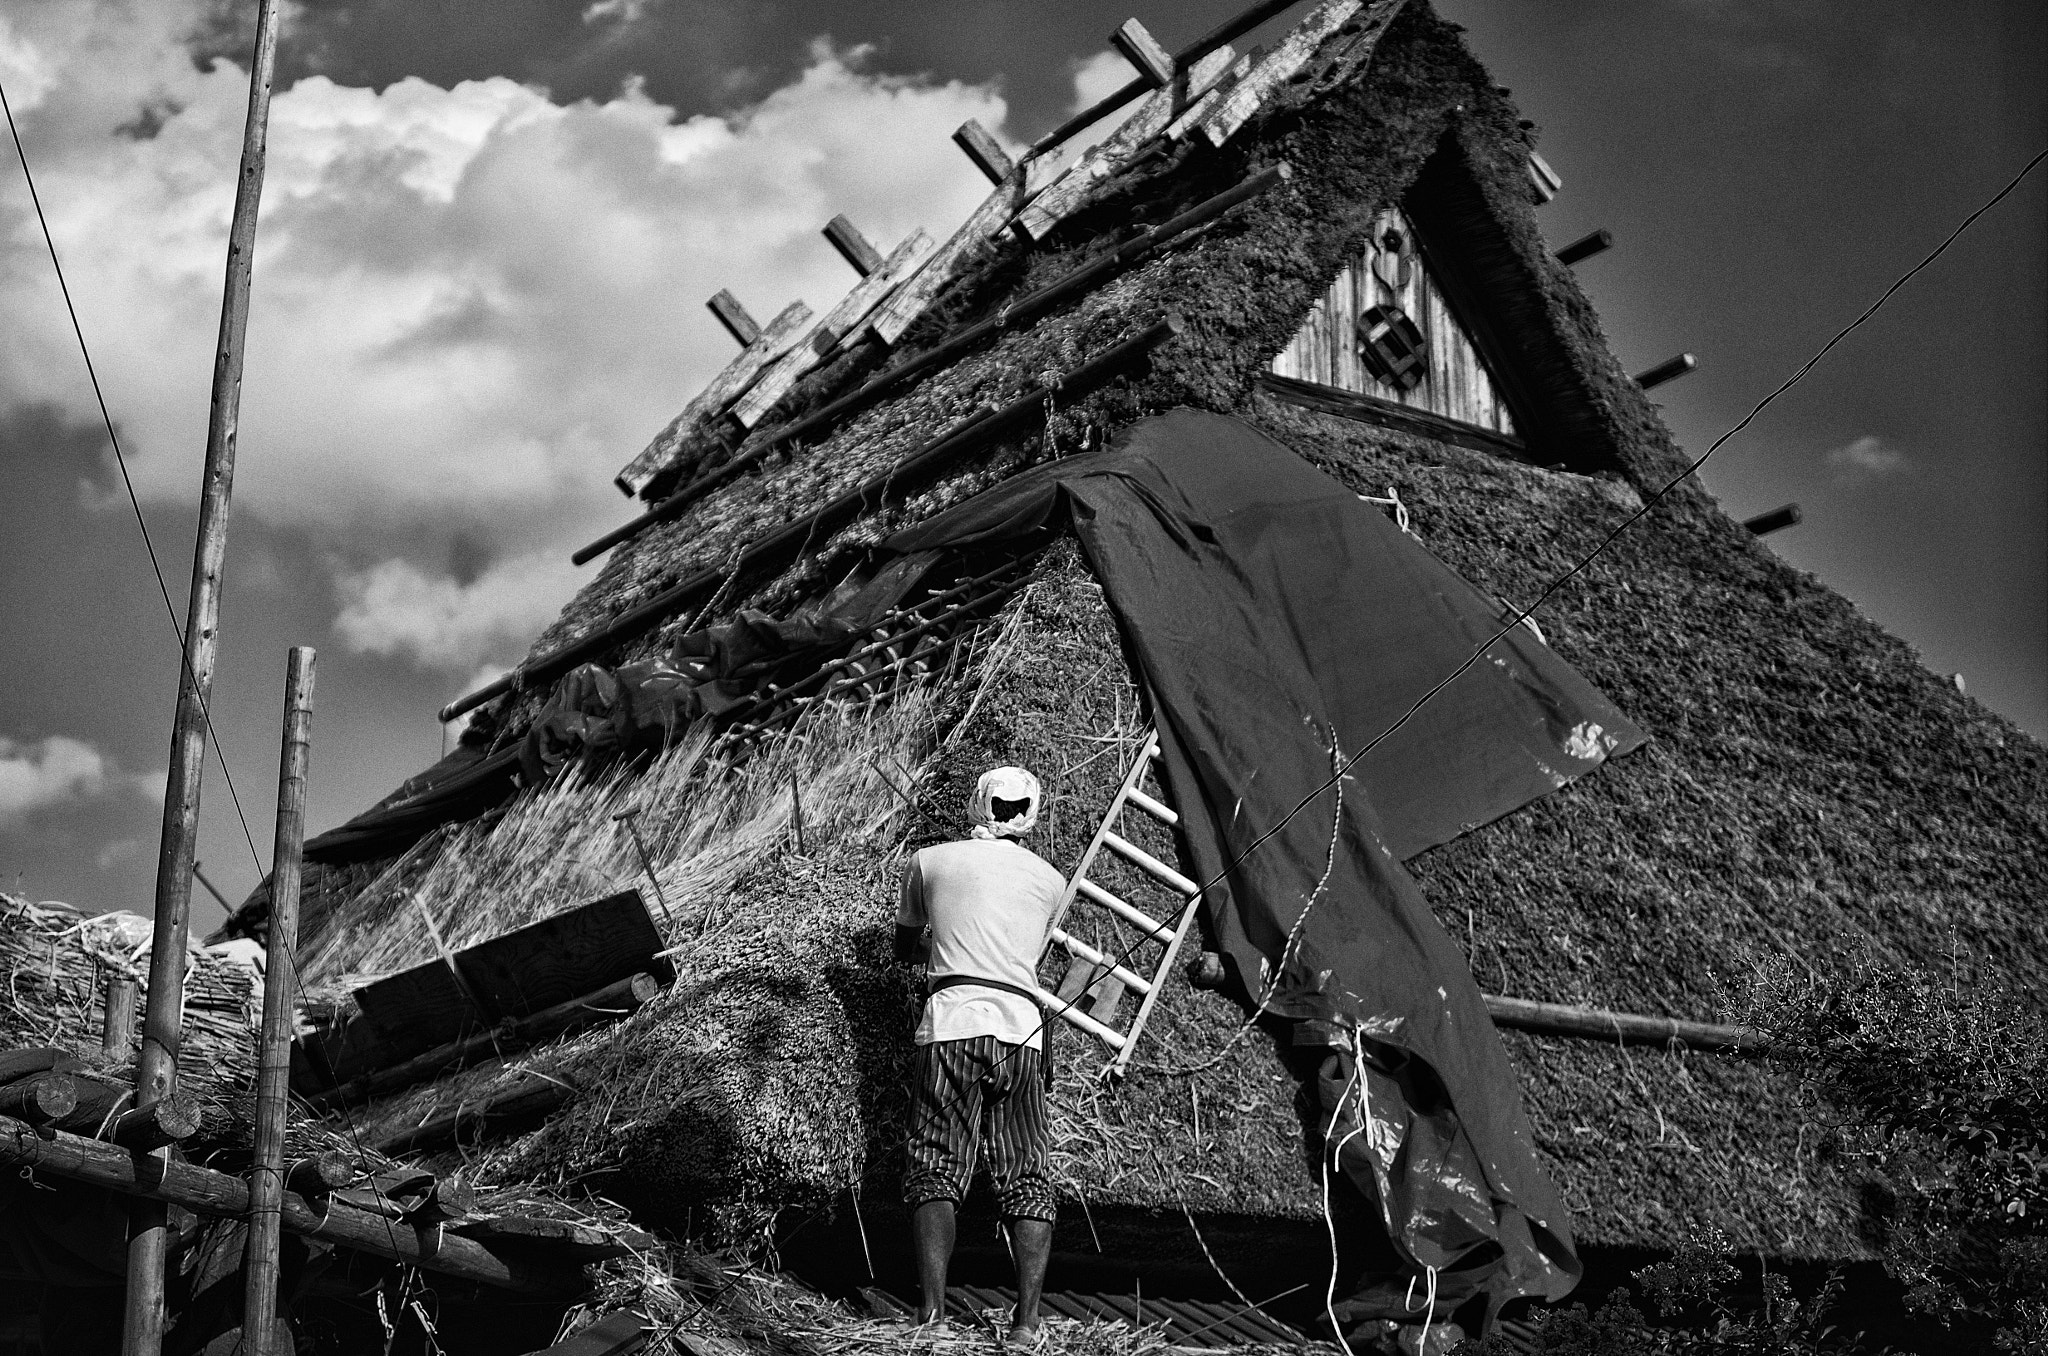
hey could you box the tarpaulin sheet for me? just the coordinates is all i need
[890,409,1647,1328]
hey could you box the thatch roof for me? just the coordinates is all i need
[226,0,2046,1305]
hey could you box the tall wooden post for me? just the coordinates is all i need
[244,648,313,1356]
[123,2,284,1350]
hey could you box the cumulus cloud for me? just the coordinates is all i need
[334,553,585,672]
[1,2,1021,667]
[0,735,147,829]
[1825,434,1910,479]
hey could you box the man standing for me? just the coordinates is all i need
[895,766,1067,1345]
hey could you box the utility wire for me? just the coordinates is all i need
[911,140,2048,1113]
[2,76,267,883]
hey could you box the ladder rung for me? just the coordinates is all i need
[1075,879,1174,943]
[1100,829,1200,897]
[1050,930,1152,996]
[1124,785,1178,826]
[1028,983,1128,1049]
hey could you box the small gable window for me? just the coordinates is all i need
[1356,304,1427,392]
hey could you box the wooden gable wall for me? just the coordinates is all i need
[1270,207,1517,438]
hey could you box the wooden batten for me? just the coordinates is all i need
[821,214,884,276]
[705,290,761,347]
[614,300,813,498]
[1196,0,1379,148]
[1110,18,1175,89]
[1270,206,1519,437]
[865,168,1033,348]
[1526,150,1562,203]
[1015,45,1239,242]
[951,118,1015,187]
[729,229,935,430]
[1164,53,1252,142]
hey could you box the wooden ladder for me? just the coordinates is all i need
[1032,729,1202,1078]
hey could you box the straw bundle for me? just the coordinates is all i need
[1,891,261,1092]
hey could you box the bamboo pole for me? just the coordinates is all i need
[124,1,284,1349]
[102,974,137,1058]
[0,1116,587,1297]
[244,648,313,1356]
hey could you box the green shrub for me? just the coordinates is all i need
[1744,951,2048,1350]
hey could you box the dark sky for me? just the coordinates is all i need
[1,0,2041,929]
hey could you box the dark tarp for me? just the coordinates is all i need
[302,553,942,863]
[889,409,1647,1329]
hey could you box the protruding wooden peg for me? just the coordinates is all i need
[1633,353,1698,390]
[1527,150,1561,203]
[1555,228,1612,266]
[1111,18,1175,89]
[822,214,884,277]
[1742,503,1801,537]
[706,290,762,347]
[951,119,1014,187]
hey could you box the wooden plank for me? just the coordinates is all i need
[0,1114,588,1296]
[613,299,812,497]
[1163,53,1250,141]
[353,960,481,1054]
[865,168,1032,347]
[1109,18,1174,88]
[821,214,884,276]
[951,118,1014,186]
[1196,0,1369,148]
[457,890,663,1019]
[729,229,935,430]
[310,972,663,1109]
[705,290,760,346]
[1014,45,1239,242]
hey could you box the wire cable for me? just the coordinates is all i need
[1,74,269,882]
[902,139,2048,1120]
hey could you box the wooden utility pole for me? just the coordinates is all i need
[243,648,313,1356]
[122,1,284,1350]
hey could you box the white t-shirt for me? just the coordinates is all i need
[898,837,1067,1049]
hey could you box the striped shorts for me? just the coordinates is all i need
[903,1035,1055,1222]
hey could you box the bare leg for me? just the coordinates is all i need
[912,1200,956,1325]
[1007,1216,1051,1342]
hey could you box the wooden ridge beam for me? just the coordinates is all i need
[569,164,1287,570]
[729,229,936,431]
[1014,44,1239,242]
[614,299,813,498]
[449,313,1184,722]
[0,1115,588,1296]
[1196,0,1385,148]
[865,166,1032,348]
[1019,0,1309,163]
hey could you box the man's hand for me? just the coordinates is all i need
[894,923,929,966]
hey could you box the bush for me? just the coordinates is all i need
[1454,1227,1865,1354]
[1744,951,2048,1350]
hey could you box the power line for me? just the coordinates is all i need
[915,139,2048,1106]
[1,76,268,885]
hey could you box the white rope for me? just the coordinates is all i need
[1357,487,1414,536]
[1321,1031,1370,1356]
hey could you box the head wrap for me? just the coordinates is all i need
[968,766,1042,839]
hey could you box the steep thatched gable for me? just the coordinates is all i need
[221,0,2046,1325]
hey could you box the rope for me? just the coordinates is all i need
[1,74,268,882]
[1320,1032,1369,1356]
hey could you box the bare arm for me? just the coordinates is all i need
[893,854,929,965]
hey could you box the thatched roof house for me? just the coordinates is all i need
[202,0,2046,1346]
